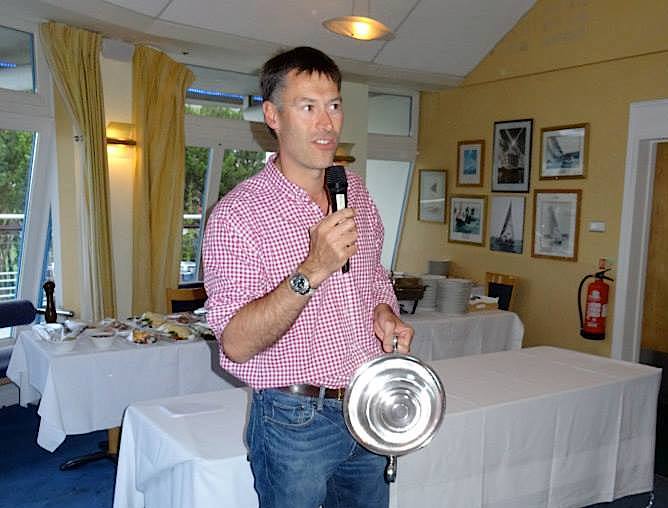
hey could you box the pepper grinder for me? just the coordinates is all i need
[43,280,57,323]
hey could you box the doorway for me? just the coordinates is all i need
[639,142,668,475]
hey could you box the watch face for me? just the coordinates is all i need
[290,273,310,295]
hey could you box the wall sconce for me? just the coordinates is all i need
[334,142,356,165]
[106,121,136,146]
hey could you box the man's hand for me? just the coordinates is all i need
[300,208,357,287]
[373,304,413,354]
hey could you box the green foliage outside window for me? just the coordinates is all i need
[185,104,243,120]
[0,129,34,280]
[181,146,265,266]
[0,129,33,214]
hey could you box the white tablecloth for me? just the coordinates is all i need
[113,346,660,508]
[403,309,523,360]
[6,330,240,451]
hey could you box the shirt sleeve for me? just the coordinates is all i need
[202,203,266,340]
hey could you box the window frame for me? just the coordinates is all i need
[0,18,57,343]
[366,88,419,270]
[184,114,277,280]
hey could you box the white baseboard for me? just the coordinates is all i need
[0,381,19,407]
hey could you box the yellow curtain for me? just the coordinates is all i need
[39,22,116,320]
[132,46,194,314]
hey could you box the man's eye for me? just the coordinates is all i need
[330,103,341,111]
[303,105,314,112]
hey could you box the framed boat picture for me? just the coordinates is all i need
[539,123,589,179]
[449,195,486,246]
[492,119,533,192]
[532,190,581,261]
[418,169,447,223]
[489,195,525,254]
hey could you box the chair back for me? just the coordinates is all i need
[486,272,518,311]
[165,287,207,313]
[0,300,38,328]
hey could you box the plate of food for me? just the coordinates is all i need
[129,328,163,345]
[157,322,199,342]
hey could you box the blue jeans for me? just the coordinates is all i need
[246,389,389,508]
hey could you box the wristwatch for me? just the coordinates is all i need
[288,272,315,296]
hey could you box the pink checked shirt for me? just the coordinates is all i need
[202,155,399,389]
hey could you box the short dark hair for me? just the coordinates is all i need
[260,46,342,137]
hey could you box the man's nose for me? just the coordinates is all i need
[316,109,334,131]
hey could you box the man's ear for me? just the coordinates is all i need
[263,101,280,133]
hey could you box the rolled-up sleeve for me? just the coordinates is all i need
[202,203,266,340]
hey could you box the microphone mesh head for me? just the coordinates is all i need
[325,165,347,192]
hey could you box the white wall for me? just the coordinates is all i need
[100,55,133,319]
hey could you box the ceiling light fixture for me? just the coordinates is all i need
[323,1,394,41]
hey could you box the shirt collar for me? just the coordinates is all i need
[265,154,323,212]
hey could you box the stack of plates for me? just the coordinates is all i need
[419,274,446,311]
[437,278,473,315]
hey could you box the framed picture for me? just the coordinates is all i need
[489,195,525,254]
[540,123,589,179]
[448,195,486,245]
[492,119,533,192]
[457,140,485,186]
[532,190,582,261]
[418,169,447,222]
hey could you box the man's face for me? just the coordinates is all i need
[263,70,343,175]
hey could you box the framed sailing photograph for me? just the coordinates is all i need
[532,190,581,261]
[489,195,525,254]
[457,139,484,186]
[492,119,533,192]
[449,195,486,245]
[540,123,589,179]
[418,169,447,223]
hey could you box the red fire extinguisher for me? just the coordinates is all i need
[578,269,614,340]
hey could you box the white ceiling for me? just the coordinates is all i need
[4,0,536,90]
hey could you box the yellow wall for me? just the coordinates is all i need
[396,0,668,356]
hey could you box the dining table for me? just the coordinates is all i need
[402,309,523,361]
[6,328,240,453]
[113,346,660,508]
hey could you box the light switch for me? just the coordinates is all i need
[589,221,606,232]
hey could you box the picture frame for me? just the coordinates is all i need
[492,119,533,192]
[418,169,447,223]
[448,195,486,246]
[457,139,485,186]
[539,123,589,179]
[489,195,525,254]
[532,190,582,261]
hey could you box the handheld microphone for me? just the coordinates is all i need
[325,165,350,274]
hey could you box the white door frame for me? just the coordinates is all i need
[612,99,668,361]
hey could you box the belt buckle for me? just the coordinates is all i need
[336,387,344,401]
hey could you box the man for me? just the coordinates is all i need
[202,46,413,508]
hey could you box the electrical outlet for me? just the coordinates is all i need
[589,221,606,232]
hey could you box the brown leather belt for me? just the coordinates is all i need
[277,384,346,401]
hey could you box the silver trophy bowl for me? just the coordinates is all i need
[343,341,445,482]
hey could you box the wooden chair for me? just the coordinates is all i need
[485,272,518,311]
[165,286,207,313]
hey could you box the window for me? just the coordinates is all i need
[366,89,419,271]
[0,128,35,302]
[0,19,56,340]
[180,142,271,283]
[0,24,35,93]
[185,65,262,120]
[368,93,412,136]
[366,160,413,269]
